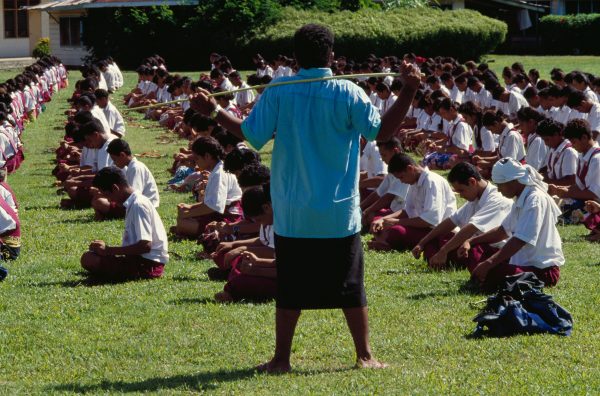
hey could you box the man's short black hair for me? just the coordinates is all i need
[567,90,587,108]
[536,118,564,137]
[74,110,95,125]
[107,139,132,156]
[191,136,225,160]
[79,120,104,137]
[564,119,592,140]
[238,163,271,188]
[92,166,129,192]
[376,137,402,152]
[94,88,109,100]
[241,184,271,218]
[293,24,334,69]
[447,162,482,185]
[223,148,260,173]
[388,153,416,173]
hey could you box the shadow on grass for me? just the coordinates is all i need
[58,216,98,224]
[407,280,483,300]
[171,297,274,306]
[50,368,257,393]
[31,272,145,288]
[22,204,59,211]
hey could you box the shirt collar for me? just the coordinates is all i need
[295,68,333,78]
[479,181,494,203]
[515,185,534,208]
[123,191,138,209]
[556,139,570,152]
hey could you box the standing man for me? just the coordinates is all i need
[192,24,420,373]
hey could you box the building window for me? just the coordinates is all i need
[3,0,41,38]
[59,17,82,47]
[565,0,600,14]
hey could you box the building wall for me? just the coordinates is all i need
[48,11,89,66]
[0,2,32,58]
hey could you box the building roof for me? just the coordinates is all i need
[25,0,199,11]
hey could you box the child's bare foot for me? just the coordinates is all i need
[214,291,234,302]
[255,359,291,374]
[367,240,392,251]
[355,357,389,369]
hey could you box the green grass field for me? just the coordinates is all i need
[1,57,600,394]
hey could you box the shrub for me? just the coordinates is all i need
[32,37,51,58]
[245,7,507,62]
[540,14,600,55]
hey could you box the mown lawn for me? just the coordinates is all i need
[0,59,600,394]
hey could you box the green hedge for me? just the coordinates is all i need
[244,7,507,62]
[540,14,600,55]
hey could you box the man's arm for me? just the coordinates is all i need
[190,90,244,140]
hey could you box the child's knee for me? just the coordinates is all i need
[92,197,111,214]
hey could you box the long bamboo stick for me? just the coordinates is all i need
[123,72,402,112]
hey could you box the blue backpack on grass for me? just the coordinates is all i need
[472,272,573,337]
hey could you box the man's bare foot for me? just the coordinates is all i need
[367,240,392,251]
[214,291,234,302]
[255,359,291,374]
[355,358,389,369]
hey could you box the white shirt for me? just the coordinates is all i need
[584,86,599,103]
[91,105,112,136]
[404,168,457,226]
[476,88,493,108]
[0,203,16,234]
[376,173,409,212]
[546,139,578,181]
[407,105,422,120]
[450,86,464,104]
[477,126,496,152]
[102,101,126,137]
[97,138,115,171]
[501,186,564,269]
[259,224,275,249]
[125,157,159,207]
[122,191,169,264]
[551,105,578,125]
[508,91,529,118]
[586,103,600,139]
[103,71,116,91]
[379,94,397,115]
[80,147,97,169]
[156,86,171,103]
[98,73,108,91]
[256,66,273,78]
[204,161,242,214]
[498,124,526,161]
[219,78,234,92]
[576,144,600,199]
[0,184,16,212]
[525,133,549,171]
[360,141,387,178]
[417,111,442,132]
[234,82,255,108]
[447,116,473,151]
[369,92,382,111]
[450,182,512,247]
[440,85,451,97]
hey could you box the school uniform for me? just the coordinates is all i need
[546,139,578,181]
[0,183,17,212]
[98,74,108,91]
[583,86,599,104]
[417,111,442,132]
[478,185,564,291]
[447,116,474,152]
[233,82,255,108]
[369,92,382,111]
[476,126,496,153]
[156,85,171,103]
[219,78,234,92]
[407,105,422,121]
[360,141,387,178]
[256,66,273,78]
[525,133,549,171]
[474,88,493,109]
[103,71,117,92]
[125,157,159,207]
[97,138,115,171]
[375,173,409,213]
[379,94,397,115]
[386,168,457,250]
[440,85,451,98]
[586,103,600,140]
[83,192,168,279]
[498,124,526,162]
[507,91,529,118]
[450,86,464,104]
[0,196,20,262]
[576,144,600,200]
[91,105,112,136]
[102,101,126,137]
[424,182,512,267]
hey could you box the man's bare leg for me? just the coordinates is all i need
[257,308,301,374]
[343,306,388,369]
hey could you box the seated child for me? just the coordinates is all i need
[369,153,457,251]
[0,169,18,212]
[375,81,397,116]
[359,136,387,199]
[517,107,549,171]
[81,167,168,280]
[458,158,563,291]
[490,85,529,121]
[584,200,600,241]
[360,138,407,227]
[411,162,512,270]
[567,90,600,142]
[214,185,276,302]
[0,192,20,281]
[458,101,496,156]
[95,89,126,137]
[537,119,577,186]
[172,136,242,238]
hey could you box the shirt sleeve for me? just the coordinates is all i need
[512,195,544,246]
[502,133,520,160]
[203,172,227,214]
[480,127,496,152]
[241,87,278,150]
[452,123,471,151]
[561,149,578,177]
[449,203,469,228]
[375,174,391,197]
[349,87,381,142]
[0,205,15,234]
[470,197,512,234]
[132,205,153,243]
[419,178,445,226]
[587,156,600,199]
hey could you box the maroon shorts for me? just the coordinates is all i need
[584,213,600,232]
[224,259,276,301]
[476,260,560,292]
[385,212,432,251]
[82,253,164,280]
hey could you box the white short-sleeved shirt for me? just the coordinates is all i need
[477,126,496,152]
[575,144,600,199]
[417,111,442,132]
[407,105,422,120]
[476,88,493,109]
[360,141,387,178]
[525,133,549,171]
[447,116,473,151]
[369,92,382,111]
[234,82,255,108]
[450,182,512,247]
[379,94,397,115]
[98,73,108,90]
[102,101,126,137]
[0,204,16,234]
[219,78,234,92]
[551,105,573,125]
[97,138,115,171]
[498,124,526,161]
[546,139,578,181]
[80,147,97,170]
[440,85,451,98]
[586,103,600,139]
[125,157,159,207]
[501,186,564,268]
[404,168,457,226]
[259,224,275,249]
[203,161,242,214]
[91,105,112,136]
[0,184,16,212]
[451,86,464,104]
[122,191,169,264]
[508,91,529,118]
[584,86,599,104]
[376,173,409,212]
